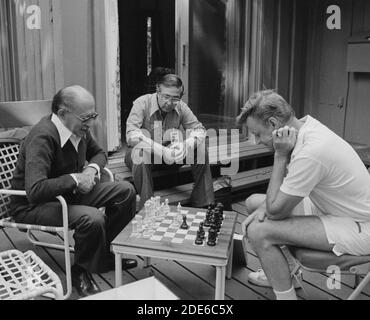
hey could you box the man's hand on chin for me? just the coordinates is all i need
[272,126,298,157]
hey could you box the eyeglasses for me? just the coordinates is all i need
[65,109,99,123]
[158,92,182,103]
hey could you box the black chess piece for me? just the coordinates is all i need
[216,204,224,220]
[211,222,220,234]
[204,208,213,227]
[195,232,204,245]
[216,202,224,209]
[214,209,222,230]
[199,222,205,239]
[180,215,189,230]
[207,228,217,246]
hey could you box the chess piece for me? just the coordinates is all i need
[217,202,224,210]
[207,228,217,246]
[214,209,222,230]
[171,202,182,228]
[163,199,170,215]
[176,202,183,224]
[195,232,204,245]
[216,203,224,218]
[198,222,205,240]
[180,215,189,230]
[204,207,213,227]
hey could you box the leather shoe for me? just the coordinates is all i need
[72,265,101,297]
[107,256,138,271]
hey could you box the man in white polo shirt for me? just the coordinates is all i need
[237,90,370,300]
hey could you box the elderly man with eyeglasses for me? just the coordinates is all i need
[10,85,138,297]
[125,74,214,210]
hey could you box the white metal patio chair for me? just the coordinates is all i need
[0,249,63,300]
[0,100,115,299]
[0,137,114,300]
[289,247,370,300]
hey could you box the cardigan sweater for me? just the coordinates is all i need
[10,115,107,217]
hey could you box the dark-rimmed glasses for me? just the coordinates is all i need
[158,92,182,103]
[65,109,99,123]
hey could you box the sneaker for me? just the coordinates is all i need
[247,269,303,289]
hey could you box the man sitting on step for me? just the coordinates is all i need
[125,74,214,210]
[237,90,370,300]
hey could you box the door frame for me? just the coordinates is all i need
[93,0,120,152]
[175,0,189,104]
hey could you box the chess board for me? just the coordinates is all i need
[133,209,222,246]
[112,207,238,299]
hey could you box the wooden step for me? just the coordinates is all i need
[108,141,272,181]
[155,166,272,205]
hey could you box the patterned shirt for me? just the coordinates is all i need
[126,93,206,147]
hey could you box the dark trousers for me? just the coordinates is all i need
[125,144,214,210]
[15,181,136,274]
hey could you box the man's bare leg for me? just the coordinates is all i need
[245,193,307,269]
[247,215,333,292]
[245,194,266,215]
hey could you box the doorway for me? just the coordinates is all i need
[118,0,175,147]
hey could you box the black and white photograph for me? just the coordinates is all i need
[1,0,370,306]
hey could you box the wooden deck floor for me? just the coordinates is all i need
[1,199,370,301]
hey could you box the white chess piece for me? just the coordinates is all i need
[176,202,183,225]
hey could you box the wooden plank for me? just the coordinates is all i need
[128,256,195,300]
[107,141,273,180]
[0,228,17,251]
[146,258,229,300]
[177,260,267,300]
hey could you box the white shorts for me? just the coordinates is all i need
[299,198,370,256]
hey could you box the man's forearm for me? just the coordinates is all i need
[266,154,289,216]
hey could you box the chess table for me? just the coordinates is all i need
[111,206,237,300]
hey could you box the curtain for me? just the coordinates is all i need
[223,0,263,119]
[0,0,64,102]
[0,1,17,101]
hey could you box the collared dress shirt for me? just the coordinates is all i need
[51,114,101,186]
[126,93,206,147]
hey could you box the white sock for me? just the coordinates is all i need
[273,285,297,300]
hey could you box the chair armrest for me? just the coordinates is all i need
[0,189,69,230]
[103,167,114,182]
[0,189,27,197]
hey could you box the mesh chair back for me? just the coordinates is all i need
[0,141,20,219]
